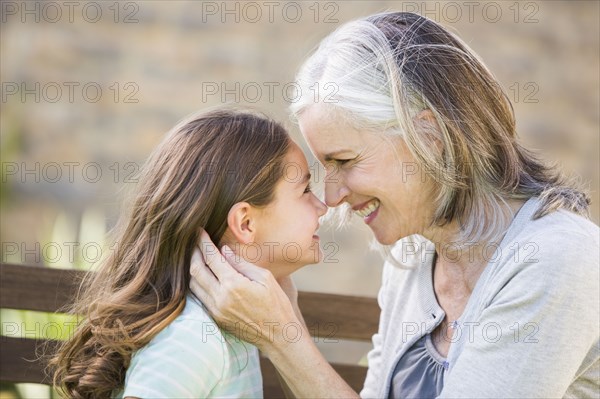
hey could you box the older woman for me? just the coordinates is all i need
[190,12,599,398]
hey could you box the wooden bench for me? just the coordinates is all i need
[0,263,380,398]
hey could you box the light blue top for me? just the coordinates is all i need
[114,295,263,398]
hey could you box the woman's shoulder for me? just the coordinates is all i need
[488,206,599,304]
[512,206,599,266]
[524,204,598,243]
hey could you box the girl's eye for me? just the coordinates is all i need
[304,183,312,194]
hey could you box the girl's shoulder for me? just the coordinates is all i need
[145,295,226,354]
[120,296,233,398]
[133,294,226,361]
[177,294,219,323]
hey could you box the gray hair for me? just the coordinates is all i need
[290,12,590,249]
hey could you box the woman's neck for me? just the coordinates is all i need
[423,198,527,294]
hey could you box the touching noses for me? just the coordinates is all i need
[313,194,328,217]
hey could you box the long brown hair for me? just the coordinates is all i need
[50,108,291,398]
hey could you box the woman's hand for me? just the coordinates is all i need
[189,230,300,354]
[189,230,357,398]
[276,275,298,305]
[275,275,309,330]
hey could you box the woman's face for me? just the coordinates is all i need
[298,106,436,245]
[250,142,328,278]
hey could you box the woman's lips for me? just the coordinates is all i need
[353,199,381,219]
[364,205,380,225]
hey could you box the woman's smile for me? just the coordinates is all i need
[352,198,381,222]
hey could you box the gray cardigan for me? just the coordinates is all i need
[360,197,600,398]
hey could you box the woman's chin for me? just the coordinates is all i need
[372,229,403,246]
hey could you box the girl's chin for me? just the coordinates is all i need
[269,261,315,279]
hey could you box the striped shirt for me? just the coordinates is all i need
[114,295,263,398]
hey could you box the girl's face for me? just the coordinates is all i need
[235,142,327,278]
[298,106,437,245]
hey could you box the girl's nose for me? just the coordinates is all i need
[313,194,328,216]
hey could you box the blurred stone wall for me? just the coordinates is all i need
[1,1,598,298]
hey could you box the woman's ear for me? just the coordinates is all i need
[226,202,256,244]
[413,109,444,156]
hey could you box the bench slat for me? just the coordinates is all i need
[0,263,84,313]
[260,355,367,398]
[298,291,379,341]
[0,337,57,384]
[0,263,380,341]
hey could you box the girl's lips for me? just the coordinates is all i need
[312,234,320,240]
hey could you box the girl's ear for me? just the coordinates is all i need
[226,202,256,244]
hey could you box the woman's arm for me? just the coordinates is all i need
[266,332,358,398]
[275,275,308,330]
[189,231,359,398]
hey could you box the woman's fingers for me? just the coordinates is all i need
[198,230,238,281]
[275,275,298,303]
[221,245,270,285]
[190,244,219,291]
[189,278,216,311]
[188,232,301,352]
[189,242,225,316]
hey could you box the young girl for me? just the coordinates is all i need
[51,109,327,398]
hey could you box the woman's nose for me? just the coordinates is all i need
[324,177,350,207]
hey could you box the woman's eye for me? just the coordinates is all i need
[336,159,352,165]
[304,183,312,194]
